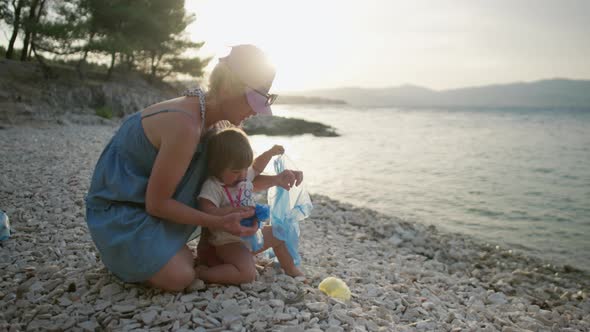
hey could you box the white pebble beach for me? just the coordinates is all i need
[0,125,588,331]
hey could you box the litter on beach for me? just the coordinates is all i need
[0,210,10,241]
[318,276,351,301]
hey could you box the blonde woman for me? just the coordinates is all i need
[85,45,303,291]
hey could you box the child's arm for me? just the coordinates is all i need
[252,145,284,174]
[252,169,303,192]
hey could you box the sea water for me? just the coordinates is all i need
[249,105,590,269]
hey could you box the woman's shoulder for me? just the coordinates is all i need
[142,102,202,148]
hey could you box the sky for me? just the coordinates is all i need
[185,0,590,92]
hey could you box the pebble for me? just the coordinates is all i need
[78,320,99,331]
[306,302,329,312]
[140,310,158,324]
[487,292,509,305]
[112,304,137,313]
[0,125,589,331]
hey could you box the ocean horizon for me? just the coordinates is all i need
[250,105,590,271]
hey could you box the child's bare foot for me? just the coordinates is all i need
[193,265,209,279]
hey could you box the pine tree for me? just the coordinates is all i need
[5,0,26,59]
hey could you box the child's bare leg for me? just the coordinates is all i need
[256,226,303,277]
[196,230,223,267]
[197,243,257,285]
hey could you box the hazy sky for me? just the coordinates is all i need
[186,0,590,92]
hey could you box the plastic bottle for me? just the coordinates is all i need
[0,210,10,241]
[318,277,351,301]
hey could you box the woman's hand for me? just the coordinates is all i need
[219,208,258,237]
[276,169,304,190]
[229,206,254,214]
[268,144,285,156]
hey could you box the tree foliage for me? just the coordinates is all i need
[1,0,209,81]
[0,0,11,21]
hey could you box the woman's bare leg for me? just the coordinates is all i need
[197,243,257,285]
[255,226,303,277]
[147,245,195,292]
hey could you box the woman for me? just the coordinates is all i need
[85,45,302,291]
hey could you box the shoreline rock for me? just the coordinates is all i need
[242,116,339,137]
[0,125,588,331]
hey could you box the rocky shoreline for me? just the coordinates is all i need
[0,59,339,137]
[0,125,588,331]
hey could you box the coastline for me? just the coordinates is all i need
[0,125,588,331]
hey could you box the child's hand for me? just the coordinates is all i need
[231,206,254,215]
[220,209,258,237]
[268,145,285,156]
[276,169,304,190]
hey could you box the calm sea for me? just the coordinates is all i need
[249,105,590,269]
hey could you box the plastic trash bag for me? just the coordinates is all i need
[265,155,313,266]
[0,210,10,241]
[319,277,352,301]
[241,204,269,252]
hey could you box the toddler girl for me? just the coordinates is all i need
[197,127,303,284]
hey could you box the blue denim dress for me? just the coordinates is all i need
[85,89,207,282]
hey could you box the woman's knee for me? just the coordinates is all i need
[148,267,194,292]
[148,247,196,291]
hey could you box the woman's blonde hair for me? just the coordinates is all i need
[207,62,247,107]
[206,126,253,179]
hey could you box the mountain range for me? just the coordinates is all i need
[285,79,590,109]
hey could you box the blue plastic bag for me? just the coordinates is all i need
[266,155,313,266]
[241,204,270,252]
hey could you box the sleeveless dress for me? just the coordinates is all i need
[85,88,207,282]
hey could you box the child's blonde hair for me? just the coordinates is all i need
[206,126,253,179]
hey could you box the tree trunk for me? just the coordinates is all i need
[149,51,157,83]
[77,31,95,79]
[128,53,135,70]
[106,51,116,80]
[6,0,25,59]
[31,41,53,78]
[20,0,40,61]
[27,0,47,60]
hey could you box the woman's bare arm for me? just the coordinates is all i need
[143,112,256,236]
[144,115,219,227]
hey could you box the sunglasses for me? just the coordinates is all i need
[223,62,278,106]
[249,87,278,106]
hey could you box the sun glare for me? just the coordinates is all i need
[185,0,363,92]
[185,0,590,91]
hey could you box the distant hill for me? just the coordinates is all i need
[275,95,346,105]
[293,79,590,109]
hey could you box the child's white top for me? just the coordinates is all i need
[198,167,258,247]
[198,167,257,208]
